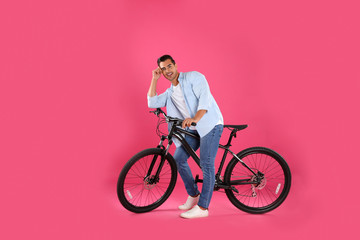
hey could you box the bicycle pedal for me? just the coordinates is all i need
[194,174,203,183]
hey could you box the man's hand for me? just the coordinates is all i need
[182,118,198,128]
[181,110,207,128]
[152,67,162,81]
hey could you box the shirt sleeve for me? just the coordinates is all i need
[147,89,169,108]
[191,72,212,111]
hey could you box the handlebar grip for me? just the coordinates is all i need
[176,120,197,127]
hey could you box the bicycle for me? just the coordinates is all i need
[117,108,291,214]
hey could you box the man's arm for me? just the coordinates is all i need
[182,109,207,128]
[147,67,168,108]
[182,72,215,128]
[191,72,212,112]
[147,67,162,97]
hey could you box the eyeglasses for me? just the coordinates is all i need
[160,64,173,72]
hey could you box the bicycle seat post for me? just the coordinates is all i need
[225,129,237,147]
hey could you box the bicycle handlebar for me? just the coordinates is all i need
[150,108,197,127]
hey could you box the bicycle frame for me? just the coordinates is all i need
[146,119,263,189]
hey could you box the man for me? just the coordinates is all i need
[147,55,223,219]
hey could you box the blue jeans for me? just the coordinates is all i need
[173,124,223,209]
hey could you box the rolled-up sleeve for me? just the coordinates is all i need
[147,90,169,108]
[191,72,211,111]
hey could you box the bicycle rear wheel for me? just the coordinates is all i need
[224,147,291,214]
[117,148,177,213]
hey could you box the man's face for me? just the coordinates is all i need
[159,59,178,81]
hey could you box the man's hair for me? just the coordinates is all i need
[157,55,176,67]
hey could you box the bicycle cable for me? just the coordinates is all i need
[156,115,168,137]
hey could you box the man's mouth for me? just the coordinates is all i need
[166,73,173,78]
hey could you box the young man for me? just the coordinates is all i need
[147,55,223,219]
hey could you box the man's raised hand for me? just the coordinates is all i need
[152,67,162,81]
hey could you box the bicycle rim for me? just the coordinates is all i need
[225,147,291,213]
[118,149,177,212]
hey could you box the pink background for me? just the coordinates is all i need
[1,0,359,239]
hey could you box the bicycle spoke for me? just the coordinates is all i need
[226,149,290,212]
[117,149,178,212]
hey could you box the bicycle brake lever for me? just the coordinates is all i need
[149,109,160,116]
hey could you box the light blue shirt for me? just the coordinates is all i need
[147,71,223,141]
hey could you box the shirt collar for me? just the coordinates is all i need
[178,72,184,81]
[170,72,183,90]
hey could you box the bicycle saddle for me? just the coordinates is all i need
[224,125,248,131]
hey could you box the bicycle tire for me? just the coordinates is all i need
[224,147,291,214]
[117,148,177,213]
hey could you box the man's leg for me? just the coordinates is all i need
[173,131,200,197]
[198,124,224,209]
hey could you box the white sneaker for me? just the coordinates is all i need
[178,195,200,210]
[180,205,209,219]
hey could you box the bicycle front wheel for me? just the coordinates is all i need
[224,147,291,214]
[117,148,177,213]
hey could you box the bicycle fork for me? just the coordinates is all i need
[144,136,172,184]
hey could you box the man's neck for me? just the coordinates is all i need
[171,72,180,86]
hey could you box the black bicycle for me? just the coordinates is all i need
[117,108,291,214]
